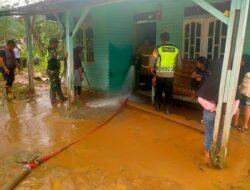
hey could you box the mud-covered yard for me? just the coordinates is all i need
[0,72,250,190]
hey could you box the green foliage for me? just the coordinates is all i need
[28,16,63,65]
[0,16,24,44]
[0,15,64,68]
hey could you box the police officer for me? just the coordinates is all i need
[150,32,179,114]
[47,38,67,103]
[0,40,17,100]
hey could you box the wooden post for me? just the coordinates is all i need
[24,16,34,92]
[192,0,250,168]
[213,0,250,168]
[65,8,91,103]
[71,7,90,38]
[192,0,229,25]
[211,1,237,166]
[65,11,74,102]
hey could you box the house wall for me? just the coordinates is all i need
[244,9,250,53]
[106,3,133,92]
[106,1,159,92]
[78,0,250,92]
[81,7,110,92]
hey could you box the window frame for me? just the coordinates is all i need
[182,17,227,60]
[76,22,94,64]
[182,18,206,60]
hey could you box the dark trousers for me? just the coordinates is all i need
[155,77,174,107]
[47,70,65,101]
[74,86,81,97]
[140,74,152,91]
[0,67,15,87]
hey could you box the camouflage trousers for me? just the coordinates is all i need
[47,70,65,101]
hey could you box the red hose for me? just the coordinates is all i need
[0,98,128,190]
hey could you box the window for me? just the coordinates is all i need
[207,18,227,60]
[183,19,203,60]
[182,17,227,60]
[76,17,94,63]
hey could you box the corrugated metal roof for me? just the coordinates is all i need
[0,0,55,16]
[0,0,44,9]
[0,0,131,16]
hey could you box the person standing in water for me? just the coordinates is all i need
[197,59,239,158]
[0,40,17,100]
[73,45,84,103]
[47,38,67,103]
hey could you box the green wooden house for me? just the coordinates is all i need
[0,0,249,95]
[67,0,250,95]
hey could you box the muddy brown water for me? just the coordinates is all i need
[0,81,250,189]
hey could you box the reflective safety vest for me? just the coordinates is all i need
[155,45,179,73]
[141,54,151,69]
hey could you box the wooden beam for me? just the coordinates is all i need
[211,0,250,168]
[24,15,34,92]
[212,0,236,150]
[71,7,90,38]
[192,0,229,25]
[221,0,250,148]
[65,10,74,102]
[0,0,132,16]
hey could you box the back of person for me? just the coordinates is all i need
[154,44,179,78]
[197,59,223,103]
[149,32,179,114]
[47,47,60,71]
[0,47,15,69]
[0,40,17,99]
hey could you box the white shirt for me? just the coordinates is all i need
[13,46,21,59]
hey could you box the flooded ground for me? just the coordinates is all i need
[0,73,250,190]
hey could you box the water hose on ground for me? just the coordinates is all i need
[0,98,128,190]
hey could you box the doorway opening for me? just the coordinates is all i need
[133,22,156,94]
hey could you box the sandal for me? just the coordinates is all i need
[237,127,249,132]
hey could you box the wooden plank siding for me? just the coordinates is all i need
[107,1,159,92]
[81,7,110,92]
[107,3,133,92]
[244,10,250,53]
